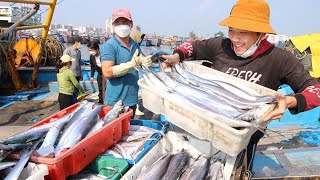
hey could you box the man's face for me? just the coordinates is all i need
[112,17,132,27]
[228,27,260,55]
[75,41,81,48]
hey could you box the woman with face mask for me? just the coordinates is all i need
[162,0,320,172]
[100,8,152,117]
[56,55,85,110]
[87,41,103,104]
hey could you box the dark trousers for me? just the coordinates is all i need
[97,73,103,104]
[72,76,81,104]
[58,93,73,110]
[129,105,137,118]
[246,130,264,171]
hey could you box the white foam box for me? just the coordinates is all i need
[121,131,239,180]
[138,61,276,157]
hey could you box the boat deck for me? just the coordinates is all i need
[253,107,320,179]
[0,93,59,139]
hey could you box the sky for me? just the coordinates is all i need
[1,0,319,37]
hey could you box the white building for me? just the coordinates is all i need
[78,26,88,34]
[56,28,68,35]
[105,18,113,36]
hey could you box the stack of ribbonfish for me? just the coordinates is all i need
[136,61,277,128]
[0,100,129,179]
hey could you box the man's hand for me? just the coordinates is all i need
[131,49,141,66]
[112,49,141,77]
[162,53,180,65]
[263,93,297,121]
[90,77,94,83]
[140,55,152,67]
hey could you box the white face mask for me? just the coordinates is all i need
[234,35,262,58]
[114,25,131,38]
[89,51,96,56]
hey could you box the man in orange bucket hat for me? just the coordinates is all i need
[163,0,320,172]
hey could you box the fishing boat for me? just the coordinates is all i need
[151,37,161,46]
[140,38,152,46]
[66,34,75,43]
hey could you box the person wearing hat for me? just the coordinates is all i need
[56,55,85,110]
[100,8,152,117]
[63,35,83,82]
[162,0,320,171]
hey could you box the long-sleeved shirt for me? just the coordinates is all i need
[174,37,320,112]
[90,55,102,77]
[57,66,84,95]
[63,46,82,77]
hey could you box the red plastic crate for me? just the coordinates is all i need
[10,103,132,180]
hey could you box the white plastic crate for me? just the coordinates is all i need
[138,61,276,156]
[122,131,239,180]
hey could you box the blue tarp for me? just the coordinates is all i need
[15,87,49,95]
[0,87,50,101]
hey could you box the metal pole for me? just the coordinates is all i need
[2,24,46,31]
[32,0,57,88]
[41,0,57,44]
[0,4,39,40]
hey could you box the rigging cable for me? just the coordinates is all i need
[39,0,65,15]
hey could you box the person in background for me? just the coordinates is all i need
[88,41,103,104]
[162,0,320,172]
[63,36,83,82]
[100,8,152,117]
[83,36,90,45]
[56,55,85,110]
[93,37,101,44]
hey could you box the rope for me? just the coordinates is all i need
[39,0,66,15]
[34,35,65,66]
[0,43,11,82]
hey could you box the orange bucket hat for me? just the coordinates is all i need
[219,0,276,34]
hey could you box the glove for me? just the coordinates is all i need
[140,55,152,67]
[77,91,91,101]
[112,49,141,77]
[130,29,145,44]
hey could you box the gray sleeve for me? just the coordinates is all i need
[63,47,70,55]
